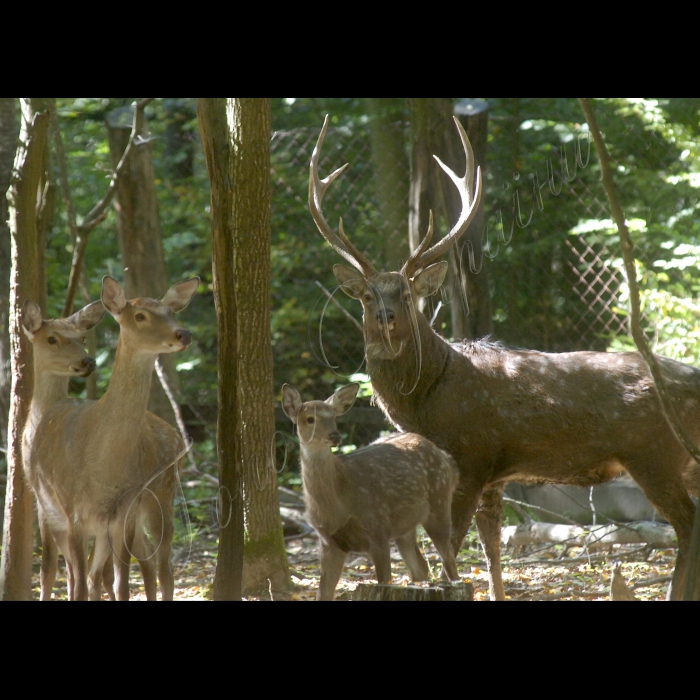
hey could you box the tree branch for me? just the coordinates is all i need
[579,98,700,601]
[62,98,155,317]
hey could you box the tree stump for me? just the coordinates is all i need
[353,583,474,602]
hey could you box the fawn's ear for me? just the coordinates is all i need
[67,300,106,332]
[412,262,448,299]
[102,277,128,316]
[21,301,43,336]
[161,278,200,313]
[282,385,303,423]
[327,383,360,416]
[334,265,369,301]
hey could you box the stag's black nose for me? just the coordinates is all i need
[329,433,342,447]
[376,309,395,325]
[82,357,96,373]
[176,330,193,346]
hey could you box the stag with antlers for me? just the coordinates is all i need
[309,115,700,601]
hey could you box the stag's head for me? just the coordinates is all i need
[310,116,482,361]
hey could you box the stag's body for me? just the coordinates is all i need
[309,115,699,601]
[283,384,460,601]
[28,277,197,601]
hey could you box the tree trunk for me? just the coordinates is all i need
[0,98,51,601]
[0,99,19,463]
[354,583,474,602]
[106,107,178,426]
[199,98,244,601]
[229,99,288,594]
[164,99,196,182]
[363,99,410,269]
[199,98,289,598]
[455,101,493,340]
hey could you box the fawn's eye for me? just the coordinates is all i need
[48,337,57,345]
[135,313,146,322]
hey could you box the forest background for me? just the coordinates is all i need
[1,97,699,599]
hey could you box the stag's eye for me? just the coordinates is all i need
[363,294,373,303]
[135,313,146,322]
[48,337,57,346]
[307,417,315,425]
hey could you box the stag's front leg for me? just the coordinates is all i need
[475,484,506,602]
[68,526,89,601]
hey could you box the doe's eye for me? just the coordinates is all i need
[48,337,57,346]
[135,313,146,322]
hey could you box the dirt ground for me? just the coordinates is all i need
[32,527,675,602]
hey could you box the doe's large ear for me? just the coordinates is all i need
[326,383,360,416]
[333,265,368,301]
[412,262,448,299]
[67,301,106,332]
[102,277,128,316]
[21,301,43,336]
[161,278,200,313]
[282,384,303,423]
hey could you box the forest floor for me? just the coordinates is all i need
[31,526,676,602]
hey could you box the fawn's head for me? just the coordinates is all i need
[309,115,482,361]
[22,300,104,377]
[101,277,199,356]
[282,384,360,449]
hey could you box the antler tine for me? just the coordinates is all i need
[309,116,376,277]
[410,117,483,274]
[401,210,434,277]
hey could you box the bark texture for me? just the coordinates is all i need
[226,99,288,594]
[0,98,51,601]
[199,98,244,601]
[106,108,178,426]
[363,99,410,269]
[354,583,474,602]
[199,98,289,598]
[0,99,19,457]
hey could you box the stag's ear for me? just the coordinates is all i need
[333,265,368,301]
[67,301,106,332]
[161,278,200,313]
[327,384,360,416]
[102,277,128,316]
[282,385,303,423]
[412,262,448,299]
[21,301,43,336]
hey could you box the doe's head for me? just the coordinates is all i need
[101,276,199,355]
[22,300,105,378]
[282,383,359,449]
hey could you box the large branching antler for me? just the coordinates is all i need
[402,117,483,279]
[309,115,377,278]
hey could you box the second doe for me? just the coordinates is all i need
[282,383,461,601]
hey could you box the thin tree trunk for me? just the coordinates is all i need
[580,97,700,601]
[199,98,289,597]
[363,99,410,269]
[230,99,288,594]
[0,99,19,462]
[199,98,244,601]
[106,107,178,426]
[0,98,51,601]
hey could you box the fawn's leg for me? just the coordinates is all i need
[395,530,430,583]
[318,540,347,601]
[369,539,393,585]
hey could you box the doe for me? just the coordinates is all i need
[282,383,461,601]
